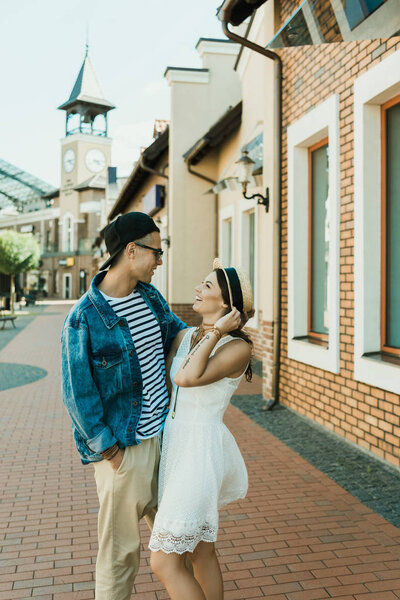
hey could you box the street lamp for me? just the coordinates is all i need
[235,150,269,212]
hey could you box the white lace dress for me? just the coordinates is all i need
[149,327,248,554]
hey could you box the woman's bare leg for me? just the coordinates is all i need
[150,550,206,600]
[188,541,224,600]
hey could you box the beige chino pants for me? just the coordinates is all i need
[93,437,160,600]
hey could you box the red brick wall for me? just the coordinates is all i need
[246,313,274,398]
[276,36,400,467]
[170,303,201,327]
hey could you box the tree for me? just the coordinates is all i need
[0,229,40,313]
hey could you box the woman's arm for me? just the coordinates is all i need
[165,328,189,392]
[174,310,251,388]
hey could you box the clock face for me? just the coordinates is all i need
[63,149,75,173]
[85,149,106,173]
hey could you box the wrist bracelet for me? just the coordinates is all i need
[106,446,120,460]
[101,443,119,459]
[210,326,222,341]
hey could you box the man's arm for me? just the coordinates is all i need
[61,321,117,454]
[150,285,188,354]
[165,328,188,393]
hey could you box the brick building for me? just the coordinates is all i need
[218,0,400,467]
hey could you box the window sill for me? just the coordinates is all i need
[288,335,339,374]
[293,335,328,349]
[363,351,400,367]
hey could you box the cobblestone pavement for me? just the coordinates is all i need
[0,306,51,391]
[1,304,400,599]
[0,306,46,353]
[231,392,400,529]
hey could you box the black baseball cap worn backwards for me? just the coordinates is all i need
[100,212,160,271]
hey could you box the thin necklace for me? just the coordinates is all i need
[172,324,216,419]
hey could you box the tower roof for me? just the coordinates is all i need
[58,49,115,113]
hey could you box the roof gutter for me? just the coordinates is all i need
[139,155,169,180]
[220,0,282,410]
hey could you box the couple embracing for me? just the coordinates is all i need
[61,211,254,600]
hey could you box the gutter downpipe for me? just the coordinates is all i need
[186,158,219,259]
[221,8,282,410]
[139,155,169,179]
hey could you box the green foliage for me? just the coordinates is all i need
[0,229,40,276]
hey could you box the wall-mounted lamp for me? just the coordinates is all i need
[235,150,269,212]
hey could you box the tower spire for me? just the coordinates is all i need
[85,24,89,57]
[58,43,115,137]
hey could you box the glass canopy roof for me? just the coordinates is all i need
[268,0,390,49]
[0,158,57,213]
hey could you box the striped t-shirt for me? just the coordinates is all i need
[100,289,169,439]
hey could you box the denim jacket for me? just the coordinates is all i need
[61,271,187,464]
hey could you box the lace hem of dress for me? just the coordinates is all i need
[149,523,218,554]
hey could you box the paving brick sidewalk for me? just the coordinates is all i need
[1,304,400,599]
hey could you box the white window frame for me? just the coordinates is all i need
[63,273,72,300]
[62,212,74,253]
[287,94,340,373]
[238,198,258,327]
[354,49,400,395]
[218,204,235,267]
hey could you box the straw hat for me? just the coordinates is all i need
[213,258,253,314]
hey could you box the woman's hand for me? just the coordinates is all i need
[215,308,242,335]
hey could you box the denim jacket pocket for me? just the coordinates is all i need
[92,350,123,397]
[93,351,123,370]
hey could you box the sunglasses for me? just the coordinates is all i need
[135,242,164,259]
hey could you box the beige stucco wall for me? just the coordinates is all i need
[166,42,242,304]
[116,151,169,297]
[203,2,277,326]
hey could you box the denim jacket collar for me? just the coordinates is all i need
[88,272,122,329]
[87,272,157,330]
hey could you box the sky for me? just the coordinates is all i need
[0,0,224,187]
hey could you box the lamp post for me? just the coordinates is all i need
[235,150,269,212]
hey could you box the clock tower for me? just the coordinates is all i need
[56,45,115,298]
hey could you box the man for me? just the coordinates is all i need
[61,212,187,600]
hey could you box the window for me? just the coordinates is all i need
[219,205,235,270]
[45,230,51,252]
[222,217,233,266]
[241,209,255,290]
[308,139,329,344]
[62,214,74,252]
[239,202,258,327]
[79,270,87,296]
[341,0,386,30]
[353,48,400,394]
[287,94,340,373]
[248,211,255,291]
[53,269,58,295]
[381,96,400,356]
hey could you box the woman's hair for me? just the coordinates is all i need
[214,268,253,382]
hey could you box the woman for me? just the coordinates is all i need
[149,258,253,600]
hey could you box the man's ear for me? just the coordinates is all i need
[126,242,135,256]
